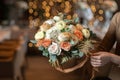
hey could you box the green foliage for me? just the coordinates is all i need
[30,40,37,44]
[42,49,49,57]
[49,54,57,63]
[38,46,44,51]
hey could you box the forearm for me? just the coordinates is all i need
[110,54,120,66]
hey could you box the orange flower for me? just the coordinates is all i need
[76,24,83,30]
[60,42,71,51]
[42,39,52,48]
[36,39,43,47]
[74,29,83,41]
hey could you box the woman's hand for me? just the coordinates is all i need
[91,51,112,67]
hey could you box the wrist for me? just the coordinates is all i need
[110,53,120,65]
[109,53,114,63]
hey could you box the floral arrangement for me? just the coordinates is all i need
[31,13,96,67]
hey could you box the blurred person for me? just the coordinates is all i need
[91,12,120,80]
[74,1,94,26]
[102,0,118,33]
[91,0,118,40]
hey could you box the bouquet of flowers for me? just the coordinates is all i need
[31,13,96,67]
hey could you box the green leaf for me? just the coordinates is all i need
[70,40,75,45]
[61,28,65,32]
[43,50,49,57]
[38,46,44,51]
[64,19,73,24]
[30,40,37,43]
[49,54,57,63]
[65,28,70,32]
[61,57,69,64]
[71,50,78,54]
[79,52,84,57]
[74,17,79,23]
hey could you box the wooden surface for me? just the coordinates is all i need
[25,55,120,80]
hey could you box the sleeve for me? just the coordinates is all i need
[96,12,120,52]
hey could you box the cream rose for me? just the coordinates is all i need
[58,32,71,42]
[55,20,66,30]
[48,42,61,55]
[82,28,90,38]
[40,23,51,32]
[34,31,44,40]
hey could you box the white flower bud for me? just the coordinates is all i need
[82,29,90,38]
[53,16,61,22]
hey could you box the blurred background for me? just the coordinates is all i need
[0,0,120,80]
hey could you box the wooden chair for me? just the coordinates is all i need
[0,39,26,80]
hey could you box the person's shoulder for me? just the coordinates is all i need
[113,12,120,18]
[111,12,120,23]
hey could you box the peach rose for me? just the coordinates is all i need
[74,29,83,41]
[60,42,71,51]
[36,39,43,47]
[76,24,83,30]
[36,39,52,48]
[40,23,51,32]
[58,32,71,42]
[42,39,52,48]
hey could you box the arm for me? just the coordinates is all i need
[111,54,120,66]
[95,12,119,52]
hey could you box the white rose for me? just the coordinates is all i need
[53,16,61,22]
[46,27,60,40]
[45,19,55,25]
[82,29,90,38]
[48,42,61,55]
[55,20,66,30]
[34,31,44,40]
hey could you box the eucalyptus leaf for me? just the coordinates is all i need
[43,50,49,57]
[64,19,73,24]
[70,40,75,45]
[38,46,44,51]
[49,54,57,63]
[79,52,84,57]
[30,40,37,43]
[71,50,78,54]
[74,17,79,23]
